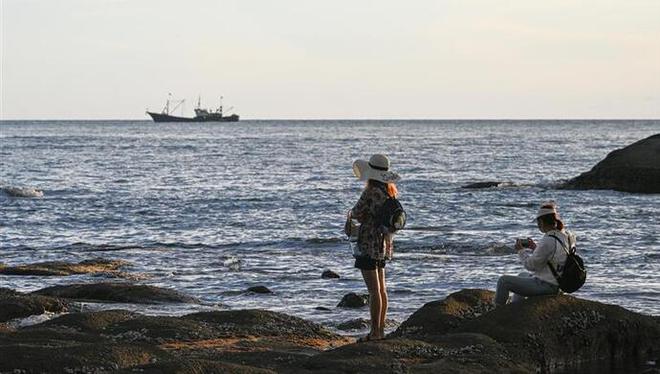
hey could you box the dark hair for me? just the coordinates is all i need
[537,204,564,230]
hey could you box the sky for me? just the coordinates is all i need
[1,0,659,120]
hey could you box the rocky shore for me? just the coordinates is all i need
[1,279,658,373]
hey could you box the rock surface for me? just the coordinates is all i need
[337,292,369,308]
[0,258,128,276]
[393,289,660,373]
[0,288,68,322]
[0,308,350,373]
[1,287,658,373]
[335,318,399,331]
[562,133,660,193]
[32,282,199,304]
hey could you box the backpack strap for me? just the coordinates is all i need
[547,234,568,283]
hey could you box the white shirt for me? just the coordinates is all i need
[518,229,575,285]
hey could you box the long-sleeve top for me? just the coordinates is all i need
[518,229,575,285]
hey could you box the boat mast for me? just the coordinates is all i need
[162,93,172,115]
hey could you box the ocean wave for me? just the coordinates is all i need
[2,186,44,198]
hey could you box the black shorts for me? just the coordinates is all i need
[354,256,386,271]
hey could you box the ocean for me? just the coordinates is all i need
[1,120,659,329]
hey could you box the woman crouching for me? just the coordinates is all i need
[348,154,400,341]
[494,201,576,306]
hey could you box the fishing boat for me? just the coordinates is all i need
[146,94,239,122]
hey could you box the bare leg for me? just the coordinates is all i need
[377,267,388,339]
[361,269,382,339]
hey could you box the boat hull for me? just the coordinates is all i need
[146,112,239,123]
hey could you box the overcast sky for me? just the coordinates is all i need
[1,0,659,119]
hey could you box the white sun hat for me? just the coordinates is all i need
[535,201,559,221]
[352,154,400,183]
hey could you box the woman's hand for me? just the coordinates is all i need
[514,239,524,251]
[527,238,537,250]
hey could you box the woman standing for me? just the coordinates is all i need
[494,201,576,305]
[348,154,400,341]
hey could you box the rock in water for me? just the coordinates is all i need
[563,133,660,193]
[0,258,129,276]
[247,285,272,294]
[462,181,502,189]
[337,292,369,308]
[321,270,340,279]
[0,288,68,322]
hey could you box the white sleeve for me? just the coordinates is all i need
[519,236,557,272]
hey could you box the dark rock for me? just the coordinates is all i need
[321,270,340,279]
[0,287,68,322]
[0,329,171,373]
[335,318,399,331]
[0,258,129,276]
[563,133,660,193]
[9,308,349,373]
[462,181,502,189]
[453,292,660,373]
[315,306,332,312]
[247,285,273,294]
[337,292,369,308]
[38,309,139,332]
[303,334,531,373]
[393,289,496,338]
[395,289,660,373]
[117,359,275,374]
[32,282,199,304]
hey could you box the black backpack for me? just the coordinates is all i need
[548,234,587,293]
[376,188,406,234]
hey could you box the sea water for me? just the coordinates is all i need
[1,120,659,328]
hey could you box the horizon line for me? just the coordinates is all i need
[1,118,659,122]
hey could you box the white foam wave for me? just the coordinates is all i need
[2,186,44,198]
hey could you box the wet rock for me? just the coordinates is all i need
[335,318,399,331]
[0,288,68,322]
[0,258,129,276]
[462,181,502,189]
[337,292,369,308]
[32,282,199,304]
[563,133,660,193]
[321,270,340,279]
[247,285,273,294]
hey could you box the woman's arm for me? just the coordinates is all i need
[519,236,556,272]
[351,189,370,223]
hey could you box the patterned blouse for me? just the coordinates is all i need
[351,183,393,260]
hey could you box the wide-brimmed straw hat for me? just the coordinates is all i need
[353,154,400,183]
